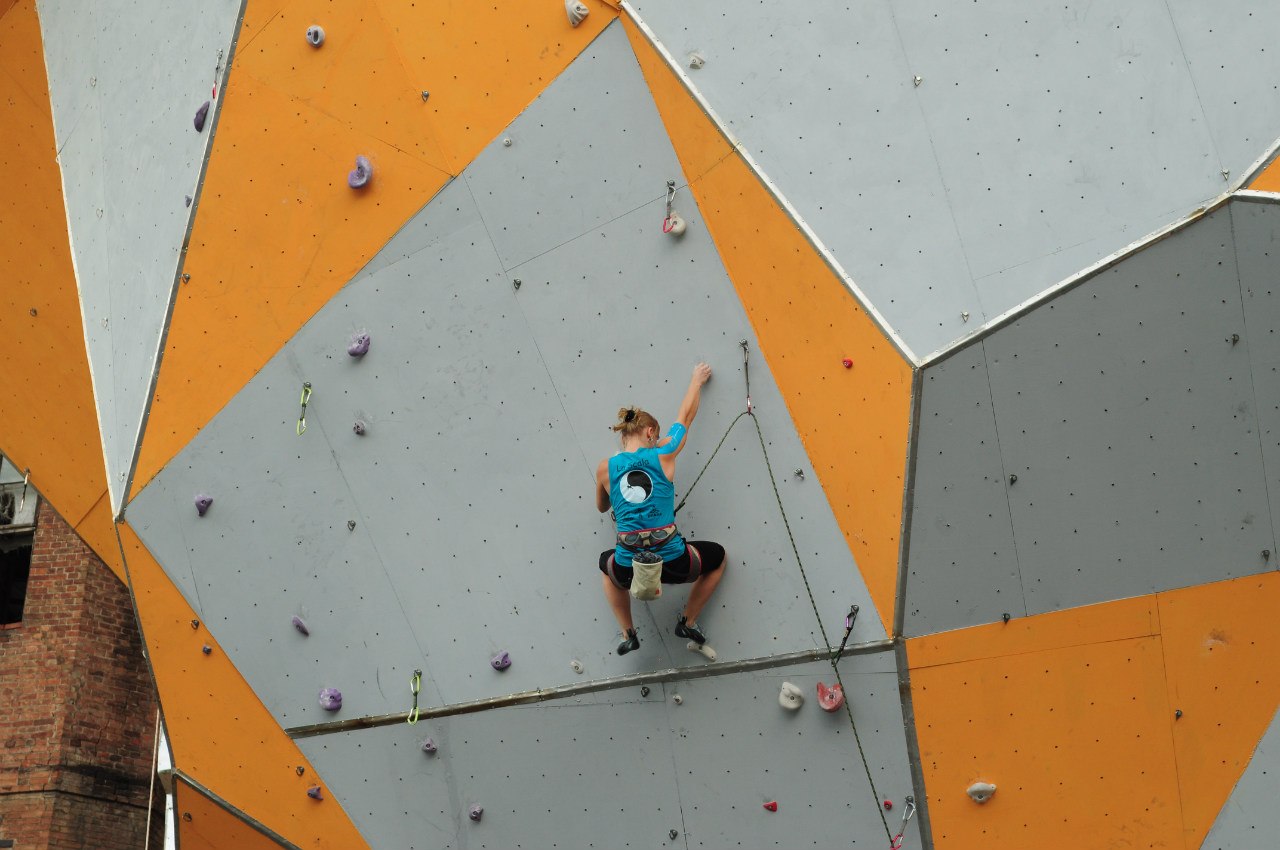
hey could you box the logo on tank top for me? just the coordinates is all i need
[620,469,653,504]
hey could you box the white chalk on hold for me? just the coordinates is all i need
[778,681,804,711]
[565,0,589,27]
[966,781,997,804]
[687,641,716,661]
[665,212,687,236]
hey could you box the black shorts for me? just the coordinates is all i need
[598,541,725,590]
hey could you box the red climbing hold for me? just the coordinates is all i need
[762,801,778,812]
[842,358,853,369]
[816,681,845,713]
[883,799,893,810]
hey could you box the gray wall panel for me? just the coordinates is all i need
[905,343,1024,637]
[129,26,885,732]
[1200,707,1280,850]
[907,202,1279,633]
[1167,2,1280,182]
[628,0,978,358]
[1231,200,1280,559]
[463,24,684,273]
[37,0,241,508]
[988,206,1271,614]
[297,658,918,850]
[627,0,1280,359]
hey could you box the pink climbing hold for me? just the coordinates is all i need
[490,651,512,671]
[348,156,373,189]
[291,615,310,636]
[841,358,853,369]
[194,101,210,132]
[468,804,483,822]
[318,687,343,711]
[194,494,213,517]
[816,682,845,713]
[762,801,778,812]
[421,738,437,755]
[306,785,323,800]
[347,332,371,357]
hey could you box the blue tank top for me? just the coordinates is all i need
[609,424,687,566]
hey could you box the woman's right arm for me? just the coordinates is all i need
[595,458,612,513]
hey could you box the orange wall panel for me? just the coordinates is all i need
[133,1,618,499]
[1250,157,1280,193]
[1158,573,1280,849]
[118,522,369,849]
[72,489,124,579]
[0,0,108,536]
[625,19,913,632]
[910,611,1184,849]
[175,779,290,850]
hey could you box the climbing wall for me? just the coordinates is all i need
[6,0,1280,848]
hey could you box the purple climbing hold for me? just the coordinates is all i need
[194,494,213,517]
[201,644,212,655]
[348,156,373,189]
[468,805,483,822]
[490,651,511,671]
[352,420,366,436]
[306,785,323,800]
[291,615,310,636]
[347,332,371,357]
[318,687,343,711]
[420,738,437,755]
[194,101,210,133]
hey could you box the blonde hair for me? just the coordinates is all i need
[610,406,658,437]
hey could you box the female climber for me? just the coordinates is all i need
[595,363,726,655]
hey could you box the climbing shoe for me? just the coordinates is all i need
[675,616,707,645]
[617,628,640,656]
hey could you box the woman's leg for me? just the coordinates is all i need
[602,572,634,633]
[681,542,726,625]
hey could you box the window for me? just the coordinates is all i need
[0,535,32,626]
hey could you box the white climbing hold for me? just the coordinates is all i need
[913,75,923,87]
[565,0,589,27]
[688,52,705,70]
[570,659,584,674]
[687,641,716,661]
[664,212,687,236]
[966,781,997,804]
[672,693,683,705]
[305,25,325,47]
[778,682,804,711]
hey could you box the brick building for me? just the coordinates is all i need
[0,494,164,849]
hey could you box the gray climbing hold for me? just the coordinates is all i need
[194,101,210,133]
[306,785,324,800]
[966,781,996,804]
[194,494,213,517]
[305,25,325,47]
[348,156,373,189]
[291,615,310,636]
[347,520,356,532]
[565,0,589,26]
[468,804,483,822]
[352,420,367,436]
[491,651,512,671]
[184,195,192,208]
[421,738,437,754]
[318,687,343,711]
[347,332,371,357]
[778,682,804,711]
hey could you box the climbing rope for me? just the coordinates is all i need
[675,343,895,844]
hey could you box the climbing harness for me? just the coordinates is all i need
[407,669,422,725]
[297,382,312,435]
[616,523,678,551]
[672,341,896,844]
[889,797,917,849]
